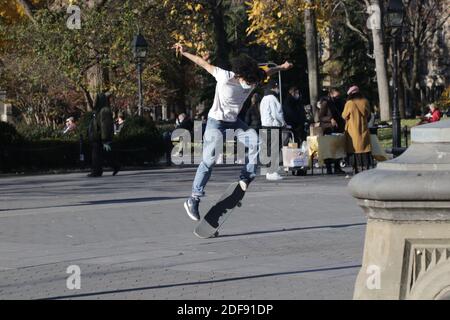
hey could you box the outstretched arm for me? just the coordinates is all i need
[265,61,294,77]
[173,43,215,75]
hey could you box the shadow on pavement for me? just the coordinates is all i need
[216,222,367,239]
[43,264,361,300]
[0,196,186,212]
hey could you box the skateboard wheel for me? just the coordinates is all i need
[236,202,242,207]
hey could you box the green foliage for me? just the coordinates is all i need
[15,123,64,141]
[2,1,177,123]
[0,118,166,172]
[377,119,420,149]
[115,116,165,165]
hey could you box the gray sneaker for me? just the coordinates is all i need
[184,197,200,221]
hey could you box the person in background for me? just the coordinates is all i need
[260,80,286,181]
[328,88,346,129]
[342,85,372,174]
[87,92,120,177]
[162,112,193,167]
[114,112,125,135]
[418,103,442,125]
[175,113,194,132]
[283,86,306,144]
[245,93,262,130]
[63,117,76,135]
[317,97,346,175]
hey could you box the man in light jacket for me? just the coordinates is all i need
[260,80,286,181]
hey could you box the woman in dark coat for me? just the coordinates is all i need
[87,92,120,177]
[318,97,346,175]
[245,93,262,129]
[283,86,306,143]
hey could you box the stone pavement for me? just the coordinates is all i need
[0,167,366,300]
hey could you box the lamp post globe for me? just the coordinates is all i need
[387,0,404,31]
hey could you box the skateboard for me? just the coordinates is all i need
[194,182,246,239]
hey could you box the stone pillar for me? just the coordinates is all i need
[350,120,450,300]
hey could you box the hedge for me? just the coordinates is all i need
[0,118,165,173]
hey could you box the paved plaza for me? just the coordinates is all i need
[0,167,366,300]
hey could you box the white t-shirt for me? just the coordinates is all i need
[208,67,255,122]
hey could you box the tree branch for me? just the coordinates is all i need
[420,12,450,45]
[15,0,36,23]
[335,1,370,44]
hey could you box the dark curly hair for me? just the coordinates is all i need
[231,54,266,85]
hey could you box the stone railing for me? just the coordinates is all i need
[349,119,450,300]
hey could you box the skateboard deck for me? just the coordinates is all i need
[194,182,246,239]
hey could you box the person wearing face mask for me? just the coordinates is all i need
[260,80,287,181]
[328,88,345,132]
[283,86,306,144]
[173,43,293,221]
[317,97,346,175]
[245,93,262,129]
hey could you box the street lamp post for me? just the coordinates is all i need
[387,0,404,150]
[258,62,283,104]
[132,33,149,117]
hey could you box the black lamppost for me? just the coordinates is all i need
[387,0,404,149]
[132,32,148,117]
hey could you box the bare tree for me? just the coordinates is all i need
[333,0,391,120]
[304,0,320,121]
[400,0,450,114]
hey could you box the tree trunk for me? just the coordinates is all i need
[209,0,231,69]
[398,76,406,118]
[15,0,36,23]
[304,0,320,122]
[410,45,420,114]
[402,43,420,115]
[369,0,391,121]
[80,84,94,112]
[86,57,110,110]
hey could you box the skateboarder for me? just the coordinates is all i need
[173,43,293,221]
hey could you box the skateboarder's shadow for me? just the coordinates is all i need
[215,222,366,238]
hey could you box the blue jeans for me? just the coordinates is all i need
[192,117,259,197]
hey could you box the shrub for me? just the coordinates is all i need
[0,122,22,145]
[15,122,81,141]
[0,116,166,172]
[115,116,165,165]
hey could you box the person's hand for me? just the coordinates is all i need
[280,61,293,71]
[331,119,337,128]
[172,43,184,57]
[103,143,112,152]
